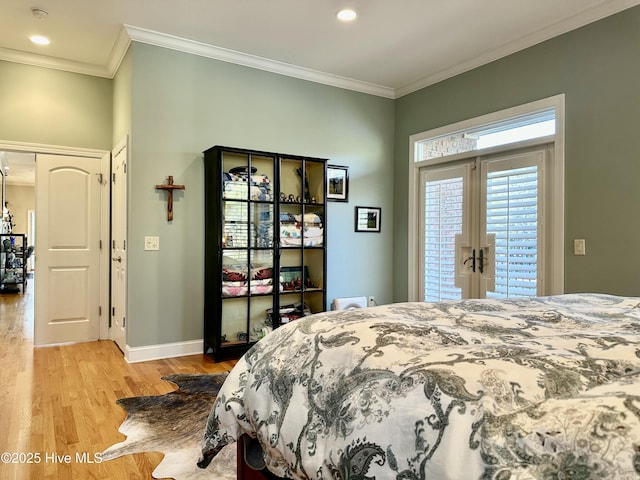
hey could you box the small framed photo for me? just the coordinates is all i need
[280,266,309,291]
[355,206,381,233]
[327,165,349,202]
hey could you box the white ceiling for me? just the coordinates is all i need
[1,151,35,187]
[2,0,640,184]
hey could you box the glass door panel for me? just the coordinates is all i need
[280,202,302,248]
[480,150,544,298]
[302,248,323,294]
[420,164,471,301]
[250,154,275,201]
[280,158,304,203]
[223,200,249,249]
[222,152,250,200]
[251,203,274,248]
[249,250,274,296]
[302,205,324,248]
[250,296,274,342]
[220,297,248,346]
[280,248,303,294]
[278,248,303,325]
[304,160,325,204]
[222,250,248,297]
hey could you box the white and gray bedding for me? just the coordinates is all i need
[199,294,640,479]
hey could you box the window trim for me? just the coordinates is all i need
[408,94,565,301]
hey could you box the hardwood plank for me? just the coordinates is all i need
[0,287,236,479]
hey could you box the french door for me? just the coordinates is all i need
[419,145,550,301]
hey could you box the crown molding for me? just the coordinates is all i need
[0,140,108,158]
[106,26,133,76]
[395,0,640,97]
[124,25,396,99]
[0,26,130,79]
[0,47,112,78]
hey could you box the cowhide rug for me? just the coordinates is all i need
[101,373,236,480]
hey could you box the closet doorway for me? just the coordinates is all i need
[0,141,110,345]
[1,151,36,293]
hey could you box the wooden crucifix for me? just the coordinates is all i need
[155,176,185,221]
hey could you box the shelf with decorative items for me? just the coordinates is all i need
[0,233,28,294]
[203,145,327,361]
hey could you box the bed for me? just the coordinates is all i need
[198,294,640,479]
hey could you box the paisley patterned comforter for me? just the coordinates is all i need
[199,294,640,479]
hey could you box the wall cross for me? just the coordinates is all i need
[155,176,185,221]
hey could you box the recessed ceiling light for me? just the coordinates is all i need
[31,8,49,19]
[337,9,357,22]
[30,35,50,46]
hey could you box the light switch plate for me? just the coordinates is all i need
[574,239,585,256]
[144,236,160,251]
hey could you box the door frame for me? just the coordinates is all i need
[0,139,110,339]
[408,94,565,301]
[27,209,35,271]
[110,135,128,352]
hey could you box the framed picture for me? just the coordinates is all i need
[327,165,349,202]
[355,206,381,233]
[280,266,309,291]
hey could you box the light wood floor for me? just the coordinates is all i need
[0,287,236,480]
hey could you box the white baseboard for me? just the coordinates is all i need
[124,339,204,363]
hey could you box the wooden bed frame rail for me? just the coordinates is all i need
[237,435,282,480]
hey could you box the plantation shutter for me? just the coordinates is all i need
[481,152,544,298]
[421,164,469,302]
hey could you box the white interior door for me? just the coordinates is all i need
[420,145,548,301]
[35,153,103,345]
[110,139,128,353]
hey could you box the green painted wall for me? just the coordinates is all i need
[126,42,394,347]
[0,61,112,149]
[394,6,640,300]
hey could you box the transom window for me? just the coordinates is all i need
[416,108,556,162]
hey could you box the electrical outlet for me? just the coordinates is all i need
[144,236,160,251]
[368,296,376,307]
